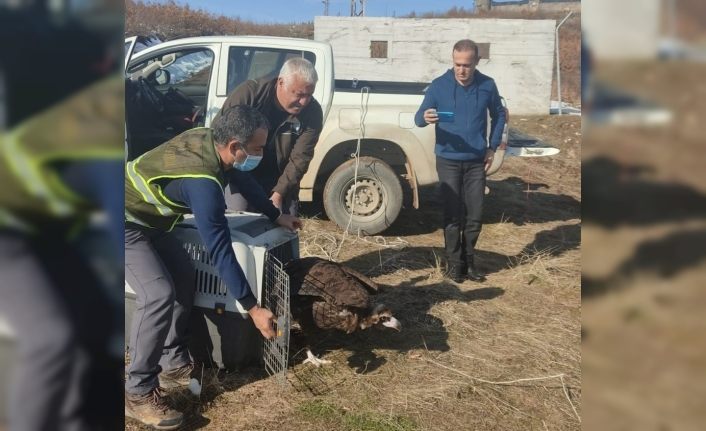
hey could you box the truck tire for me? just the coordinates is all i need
[323,156,403,235]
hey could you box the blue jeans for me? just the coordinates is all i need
[436,156,486,275]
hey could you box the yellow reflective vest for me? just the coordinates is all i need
[124,127,227,231]
[0,74,123,232]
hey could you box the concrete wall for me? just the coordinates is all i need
[314,16,556,115]
[582,0,661,60]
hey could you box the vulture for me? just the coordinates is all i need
[284,257,401,366]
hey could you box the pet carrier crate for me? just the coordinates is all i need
[125,212,297,380]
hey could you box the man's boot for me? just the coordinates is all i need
[447,263,467,283]
[125,387,184,430]
[468,259,486,282]
[159,362,195,389]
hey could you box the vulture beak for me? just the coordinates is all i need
[382,316,402,331]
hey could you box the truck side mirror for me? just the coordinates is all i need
[160,53,176,68]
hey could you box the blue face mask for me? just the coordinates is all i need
[233,146,262,172]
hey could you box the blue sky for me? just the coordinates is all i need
[163,0,520,24]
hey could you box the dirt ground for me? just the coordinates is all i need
[125,113,581,431]
[582,61,706,430]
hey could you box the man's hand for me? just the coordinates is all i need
[276,213,302,231]
[248,305,276,340]
[269,192,283,211]
[484,149,495,172]
[423,108,439,125]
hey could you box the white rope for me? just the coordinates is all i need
[427,358,581,423]
[334,85,369,260]
[331,86,409,259]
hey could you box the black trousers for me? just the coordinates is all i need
[436,156,486,275]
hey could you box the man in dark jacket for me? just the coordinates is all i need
[213,57,323,215]
[414,39,507,283]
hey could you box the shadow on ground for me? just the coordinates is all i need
[293,281,505,377]
[583,156,706,299]
[583,227,706,298]
[583,156,706,227]
[485,177,580,225]
[345,222,580,279]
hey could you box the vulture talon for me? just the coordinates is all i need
[303,349,332,367]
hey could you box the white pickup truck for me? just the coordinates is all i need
[124,35,558,234]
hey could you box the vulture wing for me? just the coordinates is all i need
[286,257,370,309]
[339,265,379,294]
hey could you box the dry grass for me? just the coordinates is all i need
[582,60,706,429]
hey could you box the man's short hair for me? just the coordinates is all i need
[453,39,480,59]
[212,105,269,146]
[279,57,318,86]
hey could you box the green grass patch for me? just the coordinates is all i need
[342,412,417,431]
[297,399,343,422]
[297,399,418,431]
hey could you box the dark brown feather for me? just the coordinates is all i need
[311,301,359,333]
[286,257,371,309]
[339,264,379,294]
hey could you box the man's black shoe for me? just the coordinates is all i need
[447,265,467,283]
[468,266,486,282]
[449,272,466,283]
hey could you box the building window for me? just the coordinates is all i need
[370,41,388,59]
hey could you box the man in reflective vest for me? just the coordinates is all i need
[0,71,124,431]
[124,104,301,429]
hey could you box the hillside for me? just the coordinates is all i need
[125,0,313,40]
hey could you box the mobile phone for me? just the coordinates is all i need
[437,111,455,122]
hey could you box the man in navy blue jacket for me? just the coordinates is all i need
[415,39,506,283]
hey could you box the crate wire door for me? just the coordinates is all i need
[262,253,290,384]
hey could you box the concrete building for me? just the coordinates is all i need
[582,0,661,60]
[314,16,556,115]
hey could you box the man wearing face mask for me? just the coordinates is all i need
[213,57,323,215]
[124,105,301,429]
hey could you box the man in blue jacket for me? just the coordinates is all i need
[415,39,506,283]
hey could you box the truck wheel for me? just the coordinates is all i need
[323,157,403,235]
